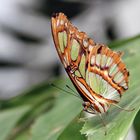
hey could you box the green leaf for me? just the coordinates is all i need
[14,129,31,140]
[30,92,82,140]
[81,36,140,140]
[133,110,140,140]
[0,106,30,140]
[58,119,86,140]
[3,83,56,140]
[0,83,55,110]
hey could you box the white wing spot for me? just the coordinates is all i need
[83,39,88,47]
[88,45,93,51]
[91,55,95,65]
[65,22,68,27]
[60,20,64,25]
[57,19,60,26]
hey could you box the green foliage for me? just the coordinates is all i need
[0,35,140,140]
[0,106,30,140]
[31,95,82,140]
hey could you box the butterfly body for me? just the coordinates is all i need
[51,13,129,114]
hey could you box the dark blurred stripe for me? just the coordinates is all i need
[0,61,23,68]
[35,0,88,18]
[2,26,43,44]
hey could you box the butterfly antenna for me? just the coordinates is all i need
[112,103,135,112]
[98,113,107,135]
[65,84,82,99]
[50,83,82,100]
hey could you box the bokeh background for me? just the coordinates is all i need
[0,0,140,139]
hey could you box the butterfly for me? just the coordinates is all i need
[51,12,130,115]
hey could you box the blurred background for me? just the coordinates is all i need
[0,0,140,139]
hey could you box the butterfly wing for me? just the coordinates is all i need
[51,13,98,103]
[51,13,129,105]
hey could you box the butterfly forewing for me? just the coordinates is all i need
[51,13,129,114]
[51,13,97,102]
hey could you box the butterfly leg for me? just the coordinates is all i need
[78,102,95,122]
[84,109,96,114]
[82,102,96,114]
[112,103,135,112]
[82,102,90,111]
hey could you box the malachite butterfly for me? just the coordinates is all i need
[51,12,130,114]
